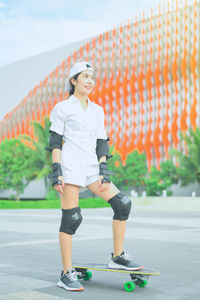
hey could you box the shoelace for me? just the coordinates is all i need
[121,252,132,261]
[75,271,83,278]
[66,271,78,281]
[64,270,83,281]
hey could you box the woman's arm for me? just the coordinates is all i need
[52,148,62,163]
[99,155,106,163]
[47,130,65,194]
[48,103,65,194]
[51,149,64,194]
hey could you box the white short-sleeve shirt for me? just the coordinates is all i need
[49,95,108,176]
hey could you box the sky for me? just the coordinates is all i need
[0,0,168,67]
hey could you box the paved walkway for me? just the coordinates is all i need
[0,202,200,299]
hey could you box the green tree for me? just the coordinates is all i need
[144,167,164,196]
[0,138,36,200]
[159,160,179,185]
[144,160,178,196]
[107,145,125,188]
[20,117,52,192]
[108,149,148,194]
[171,127,200,188]
[123,150,147,194]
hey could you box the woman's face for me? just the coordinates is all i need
[71,70,95,95]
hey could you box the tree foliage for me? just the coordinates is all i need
[19,117,52,191]
[0,138,36,200]
[144,160,178,196]
[108,149,147,193]
[170,127,200,186]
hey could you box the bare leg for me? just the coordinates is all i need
[59,233,72,273]
[112,220,127,256]
[87,181,127,256]
[59,183,80,274]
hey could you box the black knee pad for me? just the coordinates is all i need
[59,207,82,235]
[108,191,132,221]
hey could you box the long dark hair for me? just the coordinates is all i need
[67,72,82,98]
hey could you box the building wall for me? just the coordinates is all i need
[0,38,88,121]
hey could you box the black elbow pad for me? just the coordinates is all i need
[49,131,63,151]
[96,137,113,161]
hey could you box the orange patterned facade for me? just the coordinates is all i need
[0,0,199,170]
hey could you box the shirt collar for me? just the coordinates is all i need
[71,95,91,105]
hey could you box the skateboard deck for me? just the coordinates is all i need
[72,262,159,292]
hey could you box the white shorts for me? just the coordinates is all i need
[61,165,99,193]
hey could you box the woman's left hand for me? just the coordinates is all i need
[98,175,110,192]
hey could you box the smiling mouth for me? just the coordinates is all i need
[85,86,92,90]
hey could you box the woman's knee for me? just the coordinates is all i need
[107,191,132,221]
[59,206,82,235]
[59,184,82,235]
[88,181,132,221]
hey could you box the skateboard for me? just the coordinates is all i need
[72,262,159,292]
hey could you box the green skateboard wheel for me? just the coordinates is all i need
[138,280,148,287]
[124,281,136,292]
[84,271,92,280]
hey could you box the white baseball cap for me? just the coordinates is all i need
[65,61,94,92]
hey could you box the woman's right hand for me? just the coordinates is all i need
[98,175,110,192]
[53,176,65,194]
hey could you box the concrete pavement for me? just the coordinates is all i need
[0,201,200,299]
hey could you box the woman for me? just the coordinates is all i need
[48,61,143,292]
